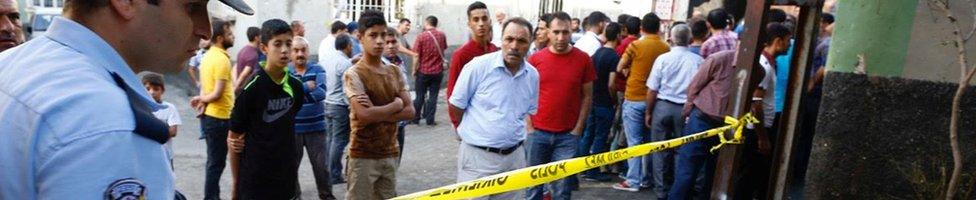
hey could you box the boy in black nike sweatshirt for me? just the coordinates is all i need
[227,19,306,199]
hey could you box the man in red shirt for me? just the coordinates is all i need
[411,15,447,126]
[525,11,595,200]
[446,1,499,128]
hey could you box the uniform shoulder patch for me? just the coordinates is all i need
[104,178,147,200]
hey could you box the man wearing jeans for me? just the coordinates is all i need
[411,15,447,126]
[578,22,622,182]
[450,17,538,200]
[612,13,669,192]
[526,12,595,200]
[643,24,702,200]
[190,20,236,199]
[323,34,355,184]
[669,49,764,199]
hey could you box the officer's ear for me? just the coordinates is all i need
[109,0,141,20]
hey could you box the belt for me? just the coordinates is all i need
[468,141,523,155]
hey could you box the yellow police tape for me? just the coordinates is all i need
[391,113,759,200]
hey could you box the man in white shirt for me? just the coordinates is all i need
[574,11,610,56]
[318,21,347,63]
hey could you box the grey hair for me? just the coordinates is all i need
[293,36,310,47]
[670,24,692,47]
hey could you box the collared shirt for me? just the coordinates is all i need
[646,46,704,104]
[449,51,539,148]
[200,45,234,119]
[288,62,328,133]
[323,51,353,105]
[0,17,173,200]
[700,30,738,58]
[574,31,603,56]
[446,39,499,126]
[622,34,670,101]
[413,29,447,75]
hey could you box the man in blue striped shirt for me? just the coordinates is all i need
[287,36,334,199]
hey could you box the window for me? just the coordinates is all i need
[336,0,403,23]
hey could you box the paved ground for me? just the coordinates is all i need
[166,85,656,199]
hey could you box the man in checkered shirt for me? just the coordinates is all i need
[699,8,739,58]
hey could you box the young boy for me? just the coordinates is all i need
[343,10,415,200]
[140,72,182,166]
[227,19,306,199]
[382,26,412,163]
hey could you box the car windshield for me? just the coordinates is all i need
[32,14,56,32]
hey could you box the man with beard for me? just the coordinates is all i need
[191,19,238,200]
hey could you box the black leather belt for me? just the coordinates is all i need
[468,141,523,155]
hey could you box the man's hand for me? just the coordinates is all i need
[644,113,653,129]
[227,134,245,153]
[353,95,374,107]
[390,97,405,110]
[305,81,316,90]
[571,125,584,136]
[190,96,202,108]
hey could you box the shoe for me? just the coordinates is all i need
[581,174,612,182]
[612,181,639,192]
[408,120,420,125]
[427,122,438,127]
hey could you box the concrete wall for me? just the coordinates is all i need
[808,0,976,198]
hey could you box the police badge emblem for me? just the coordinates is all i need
[104,178,147,200]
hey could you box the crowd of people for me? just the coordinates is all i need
[0,0,837,199]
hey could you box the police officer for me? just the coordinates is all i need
[0,0,253,199]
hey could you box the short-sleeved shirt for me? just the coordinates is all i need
[343,61,407,159]
[153,101,182,159]
[591,47,620,107]
[200,46,235,119]
[413,29,447,75]
[447,40,499,126]
[529,47,597,133]
[0,17,173,200]
[615,35,638,56]
[574,31,603,56]
[700,30,738,58]
[646,47,704,104]
[622,34,670,101]
[236,45,263,85]
[758,53,777,127]
[774,40,794,112]
[449,51,539,148]
[229,68,305,198]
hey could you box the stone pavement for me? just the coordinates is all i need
[168,88,656,199]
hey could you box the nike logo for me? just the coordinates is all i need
[262,97,293,122]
